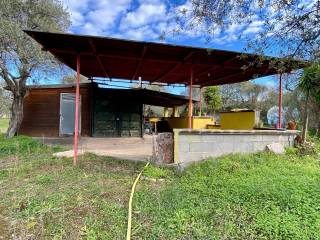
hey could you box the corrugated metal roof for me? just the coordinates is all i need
[25,30,306,87]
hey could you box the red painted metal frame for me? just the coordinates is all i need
[25,31,306,88]
[73,54,80,166]
[199,87,202,116]
[278,74,283,129]
[188,67,194,128]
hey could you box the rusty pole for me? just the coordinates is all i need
[199,87,202,116]
[188,67,194,128]
[73,54,80,166]
[278,73,283,129]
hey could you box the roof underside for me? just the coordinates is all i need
[95,87,194,107]
[28,83,193,107]
[25,30,303,87]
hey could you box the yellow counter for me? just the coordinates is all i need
[220,110,257,130]
[166,116,215,130]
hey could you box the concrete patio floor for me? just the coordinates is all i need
[36,135,153,161]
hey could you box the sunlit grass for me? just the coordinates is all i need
[0,135,319,239]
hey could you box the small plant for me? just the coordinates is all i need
[143,165,173,179]
[296,142,318,156]
[285,146,298,155]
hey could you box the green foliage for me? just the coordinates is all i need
[0,137,146,239]
[0,88,11,118]
[135,151,320,239]
[0,0,71,137]
[203,86,222,114]
[0,118,9,133]
[143,165,172,179]
[299,63,320,103]
[0,135,47,157]
[180,1,319,59]
[1,136,320,239]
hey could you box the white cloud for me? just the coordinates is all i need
[62,0,267,46]
[243,20,264,35]
[63,0,132,35]
[120,2,167,29]
[124,25,158,40]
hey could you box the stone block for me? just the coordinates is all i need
[153,133,173,164]
[266,142,285,154]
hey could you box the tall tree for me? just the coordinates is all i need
[176,0,319,61]
[0,0,70,137]
[203,86,222,114]
[298,62,320,142]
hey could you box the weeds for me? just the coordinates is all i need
[1,136,320,239]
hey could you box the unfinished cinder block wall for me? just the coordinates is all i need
[174,129,297,166]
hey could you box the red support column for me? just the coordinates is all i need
[188,67,194,128]
[278,73,283,129]
[73,54,80,166]
[199,87,202,116]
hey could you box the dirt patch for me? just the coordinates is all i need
[0,206,11,240]
[0,156,19,169]
[48,136,153,161]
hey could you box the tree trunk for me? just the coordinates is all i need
[301,90,310,143]
[6,92,25,138]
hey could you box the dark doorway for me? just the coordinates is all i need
[92,87,143,137]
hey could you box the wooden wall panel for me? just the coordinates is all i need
[19,85,92,137]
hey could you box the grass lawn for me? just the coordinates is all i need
[0,118,9,134]
[0,135,320,239]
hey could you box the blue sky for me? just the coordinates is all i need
[60,0,281,92]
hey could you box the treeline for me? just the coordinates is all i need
[196,81,320,132]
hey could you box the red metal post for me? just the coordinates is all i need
[278,73,282,129]
[73,54,80,166]
[199,87,202,116]
[188,67,194,128]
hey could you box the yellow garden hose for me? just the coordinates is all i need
[126,161,150,240]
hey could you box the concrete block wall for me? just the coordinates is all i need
[173,129,297,166]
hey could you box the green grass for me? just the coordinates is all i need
[134,152,320,240]
[0,135,320,239]
[0,118,9,133]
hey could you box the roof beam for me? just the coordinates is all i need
[198,66,273,86]
[131,45,148,80]
[175,56,243,85]
[88,39,111,80]
[46,48,178,64]
[199,70,248,86]
[45,48,231,66]
[151,51,195,83]
[193,56,241,79]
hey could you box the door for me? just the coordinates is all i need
[59,93,81,136]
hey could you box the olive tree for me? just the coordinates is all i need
[0,0,70,137]
[175,0,319,61]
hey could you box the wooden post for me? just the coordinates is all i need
[188,67,193,129]
[73,54,80,166]
[173,106,179,117]
[278,73,282,129]
[163,107,169,117]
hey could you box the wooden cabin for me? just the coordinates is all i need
[19,83,192,137]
